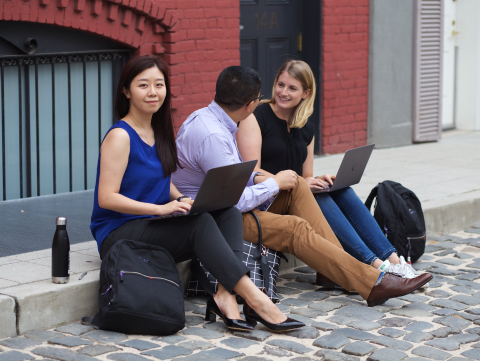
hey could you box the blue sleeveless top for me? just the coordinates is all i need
[90,120,171,253]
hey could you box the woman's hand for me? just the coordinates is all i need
[180,198,194,206]
[305,174,335,190]
[155,200,192,216]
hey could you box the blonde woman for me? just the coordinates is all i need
[237,60,423,284]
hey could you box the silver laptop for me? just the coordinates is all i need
[312,144,375,194]
[149,160,257,220]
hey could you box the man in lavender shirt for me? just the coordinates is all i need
[172,66,432,307]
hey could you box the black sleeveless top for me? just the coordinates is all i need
[254,103,315,177]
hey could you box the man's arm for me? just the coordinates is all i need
[197,133,280,213]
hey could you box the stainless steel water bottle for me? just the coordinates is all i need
[52,216,70,283]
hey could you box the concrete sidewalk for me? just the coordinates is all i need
[0,130,479,338]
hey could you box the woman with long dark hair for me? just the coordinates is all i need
[90,56,303,332]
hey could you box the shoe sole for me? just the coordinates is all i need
[366,275,433,307]
[208,310,253,332]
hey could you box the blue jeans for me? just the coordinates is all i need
[314,187,396,265]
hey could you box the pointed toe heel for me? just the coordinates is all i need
[206,296,253,331]
[243,303,305,332]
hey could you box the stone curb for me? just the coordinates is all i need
[423,190,480,235]
[0,271,99,335]
[0,294,16,338]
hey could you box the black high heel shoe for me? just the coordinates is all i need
[205,296,254,331]
[243,302,305,332]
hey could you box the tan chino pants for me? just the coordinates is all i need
[242,177,381,300]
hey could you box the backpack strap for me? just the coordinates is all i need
[364,183,380,211]
[248,210,273,294]
[81,315,100,329]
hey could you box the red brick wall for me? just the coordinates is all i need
[0,0,240,131]
[321,0,369,154]
[162,0,240,130]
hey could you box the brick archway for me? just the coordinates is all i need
[0,0,177,56]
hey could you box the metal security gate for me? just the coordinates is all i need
[0,50,130,201]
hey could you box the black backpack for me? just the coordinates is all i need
[85,239,185,335]
[365,181,426,263]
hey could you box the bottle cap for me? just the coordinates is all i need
[56,217,67,226]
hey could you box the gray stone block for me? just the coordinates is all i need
[451,286,475,295]
[262,346,292,357]
[48,337,93,347]
[24,330,64,342]
[177,340,214,351]
[284,282,316,291]
[312,334,350,350]
[425,338,460,351]
[335,305,384,321]
[308,301,342,312]
[0,296,16,339]
[0,338,41,350]
[468,308,480,315]
[266,339,312,354]
[276,286,301,295]
[77,345,119,356]
[184,315,204,326]
[290,307,325,318]
[433,316,472,329]
[426,290,452,298]
[285,313,313,326]
[155,335,187,344]
[347,321,381,331]
[181,327,223,339]
[331,328,375,341]
[295,274,317,284]
[398,294,430,303]
[327,316,355,325]
[117,340,159,351]
[377,328,406,338]
[370,336,413,351]
[437,258,464,266]
[186,296,208,305]
[432,308,456,316]
[429,267,463,276]
[231,329,271,342]
[391,306,432,318]
[342,341,377,356]
[32,346,97,361]
[405,321,434,332]
[202,322,229,333]
[430,327,462,338]
[315,349,360,361]
[467,327,480,335]
[279,298,310,307]
[294,266,315,274]
[297,291,330,301]
[312,322,339,331]
[83,330,127,344]
[378,317,413,327]
[107,353,151,361]
[173,354,225,361]
[141,346,192,360]
[461,349,480,360]
[429,299,469,311]
[184,301,198,312]
[367,347,407,361]
[451,295,480,306]
[54,324,95,336]
[449,333,480,344]
[458,272,480,281]
[411,346,452,361]
[196,348,245,359]
[220,337,257,349]
[285,326,320,339]
[403,332,434,343]
[0,351,34,361]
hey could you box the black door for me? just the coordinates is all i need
[240,0,302,97]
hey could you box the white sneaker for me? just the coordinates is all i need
[386,256,429,288]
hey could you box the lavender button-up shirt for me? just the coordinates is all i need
[173,101,279,213]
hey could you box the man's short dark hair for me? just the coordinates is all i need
[214,66,261,111]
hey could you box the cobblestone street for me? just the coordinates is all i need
[1,227,480,361]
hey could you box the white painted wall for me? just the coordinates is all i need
[442,0,457,129]
[455,0,480,130]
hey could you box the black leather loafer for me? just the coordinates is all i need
[243,302,305,332]
[205,296,253,331]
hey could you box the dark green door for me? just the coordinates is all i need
[240,0,303,96]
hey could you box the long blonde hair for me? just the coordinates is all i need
[263,60,316,128]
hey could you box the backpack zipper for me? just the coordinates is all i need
[406,233,426,264]
[119,270,181,289]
